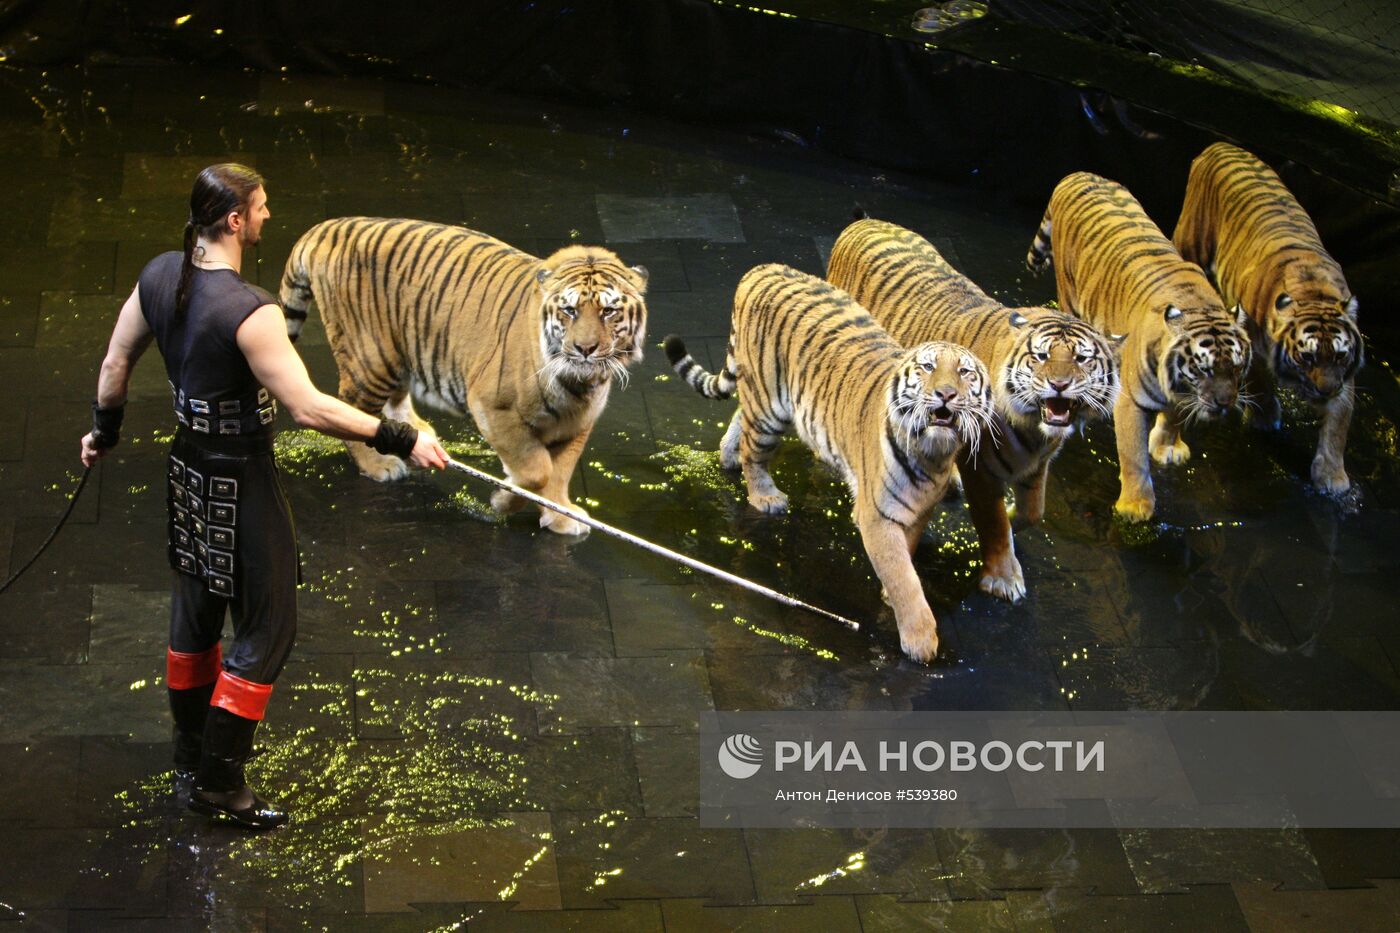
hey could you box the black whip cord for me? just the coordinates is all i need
[0,464,93,595]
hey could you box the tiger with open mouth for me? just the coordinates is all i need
[828,214,1121,600]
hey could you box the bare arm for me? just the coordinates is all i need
[236,304,447,469]
[80,285,154,465]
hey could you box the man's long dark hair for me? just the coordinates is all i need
[175,163,264,318]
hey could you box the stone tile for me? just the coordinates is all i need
[854,894,1017,932]
[74,737,172,827]
[745,827,950,901]
[520,729,643,812]
[703,649,901,713]
[0,243,116,295]
[321,900,666,932]
[934,828,1140,898]
[0,583,91,663]
[434,578,615,657]
[0,737,82,827]
[551,811,753,907]
[596,194,745,244]
[361,812,560,912]
[0,294,38,347]
[321,192,466,224]
[1119,829,1326,894]
[34,292,122,348]
[89,584,169,664]
[611,239,688,292]
[531,652,714,734]
[352,653,538,741]
[1301,828,1400,887]
[675,238,823,290]
[70,910,268,932]
[1231,879,1400,933]
[1054,646,1248,711]
[631,726,699,819]
[1041,885,1260,924]
[650,289,736,337]
[0,659,169,743]
[0,826,167,913]
[459,193,606,244]
[663,895,863,931]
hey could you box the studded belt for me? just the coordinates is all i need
[170,381,277,435]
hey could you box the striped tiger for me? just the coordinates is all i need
[1174,142,1362,494]
[828,215,1121,602]
[663,264,995,663]
[280,217,649,535]
[1027,172,1251,522]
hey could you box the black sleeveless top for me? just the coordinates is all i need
[139,251,280,436]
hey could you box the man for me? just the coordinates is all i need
[80,164,448,830]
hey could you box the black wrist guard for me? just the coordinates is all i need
[369,419,418,459]
[91,400,125,450]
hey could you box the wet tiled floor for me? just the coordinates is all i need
[1,62,1399,931]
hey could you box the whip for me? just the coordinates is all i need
[444,457,860,631]
[0,464,92,595]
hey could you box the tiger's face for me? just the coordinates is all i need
[1001,309,1121,437]
[537,248,649,387]
[1270,292,1362,401]
[890,341,994,460]
[1161,303,1252,419]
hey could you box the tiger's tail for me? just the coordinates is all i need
[664,335,737,400]
[278,230,318,343]
[1026,204,1054,274]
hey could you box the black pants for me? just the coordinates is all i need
[167,427,298,685]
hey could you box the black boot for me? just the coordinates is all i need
[169,682,216,779]
[188,707,288,830]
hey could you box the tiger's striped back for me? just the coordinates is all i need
[663,264,993,663]
[1031,172,1249,417]
[1174,142,1361,401]
[276,217,649,526]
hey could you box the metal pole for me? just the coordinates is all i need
[444,457,860,631]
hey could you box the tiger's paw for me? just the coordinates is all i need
[1311,457,1351,496]
[748,491,789,515]
[1114,492,1155,523]
[350,444,410,482]
[540,504,590,537]
[897,618,939,665]
[1148,425,1191,466]
[945,466,964,501]
[491,488,528,514]
[979,558,1026,603]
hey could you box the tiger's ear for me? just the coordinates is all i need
[629,264,649,293]
[1008,311,1029,328]
[1344,295,1359,317]
[1233,303,1248,327]
[536,268,552,287]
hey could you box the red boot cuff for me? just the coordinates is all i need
[166,644,223,690]
[210,670,274,721]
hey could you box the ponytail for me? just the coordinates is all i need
[177,163,264,320]
[175,221,196,319]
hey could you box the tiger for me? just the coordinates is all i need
[663,264,995,663]
[827,215,1122,602]
[1027,172,1252,522]
[1173,142,1363,494]
[279,217,649,536]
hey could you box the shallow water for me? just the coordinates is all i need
[0,60,1397,930]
